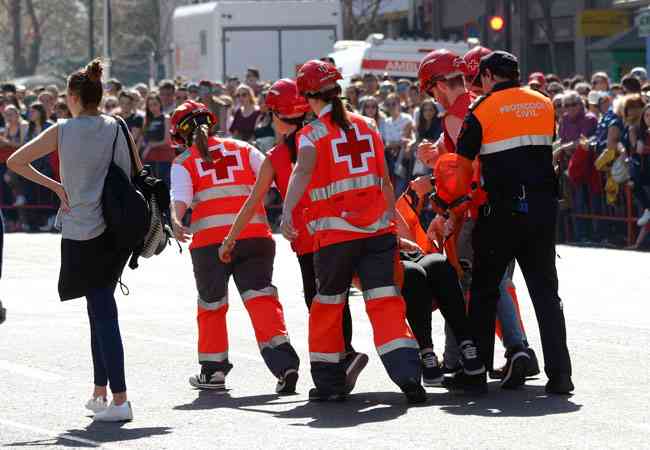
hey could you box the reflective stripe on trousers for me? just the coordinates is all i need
[480,135,553,155]
[198,294,228,311]
[376,337,419,356]
[198,351,229,362]
[193,184,252,203]
[259,335,290,351]
[362,286,400,301]
[307,212,391,236]
[310,351,345,363]
[191,213,267,234]
[309,174,382,202]
[241,286,278,303]
[314,292,347,305]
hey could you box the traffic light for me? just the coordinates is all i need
[489,15,505,32]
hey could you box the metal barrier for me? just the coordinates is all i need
[0,147,59,231]
[561,172,640,247]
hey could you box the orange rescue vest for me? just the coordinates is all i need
[177,136,271,250]
[302,112,394,250]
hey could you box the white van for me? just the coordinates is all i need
[173,0,342,82]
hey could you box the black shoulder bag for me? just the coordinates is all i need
[102,116,172,270]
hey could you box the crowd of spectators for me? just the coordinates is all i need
[1,63,649,249]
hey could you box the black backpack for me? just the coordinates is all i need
[102,117,151,252]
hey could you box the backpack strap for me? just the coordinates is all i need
[111,114,144,177]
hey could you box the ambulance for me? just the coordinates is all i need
[172,0,342,82]
[330,34,475,85]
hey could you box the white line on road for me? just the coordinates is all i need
[0,360,65,382]
[0,418,118,448]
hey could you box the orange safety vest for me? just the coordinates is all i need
[472,87,555,157]
[302,111,394,250]
[267,142,314,255]
[395,191,437,254]
[176,136,271,250]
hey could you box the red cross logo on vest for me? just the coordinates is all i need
[196,144,244,184]
[331,123,375,174]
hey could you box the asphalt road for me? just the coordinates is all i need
[0,233,648,449]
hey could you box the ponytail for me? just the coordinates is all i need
[194,124,211,163]
[286,130,298,163]
[322,86,350,131]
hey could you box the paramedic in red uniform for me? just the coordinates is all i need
[219,78,369,391]
[169,100,300,394]
[281,60,426,403]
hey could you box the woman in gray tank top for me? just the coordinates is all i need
[8,60,134,422]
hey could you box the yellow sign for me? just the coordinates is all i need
[579,9,629,37]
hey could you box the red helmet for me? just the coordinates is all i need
[169,100,217,147]
[296,59,342,95]
[463,46,492,78]
[418,49,467,93]
[266,78,310,116]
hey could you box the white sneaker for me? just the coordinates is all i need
[85,396,108,414]
[637,209,650,227]
[93,401,133,422]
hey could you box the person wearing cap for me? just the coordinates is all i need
[281,59,426,403]
[443,50,574,395]
[415,49,539,387]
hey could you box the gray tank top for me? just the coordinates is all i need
[56,115,132,241]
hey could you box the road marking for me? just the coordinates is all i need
[0,418,117,448]
[0,360,65,382]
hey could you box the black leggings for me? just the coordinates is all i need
[402,253,470,351]
[297,252,354,353]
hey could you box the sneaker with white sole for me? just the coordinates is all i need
[637,209,650,227]
[276,369,299,395]
[189,371,226,391]
[85,396,108,414]
[421,351,444,387]
[459,340,486,376]
[93,401,133,422]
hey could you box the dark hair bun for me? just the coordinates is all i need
[85,59,103,82]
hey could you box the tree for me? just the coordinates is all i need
[342,0,387,40]
[0,0,86,79]
[1,0,42,77]
[534,0,558,74]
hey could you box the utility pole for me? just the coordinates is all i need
[88,0,95,60]
[103,0,112,80]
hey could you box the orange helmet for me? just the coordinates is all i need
[266,78,311,116]
[296,59,342,95]
[169,100,217,147]
[463,46,492,79]
[418,49,467,93]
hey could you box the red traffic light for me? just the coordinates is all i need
[489,15,505,32]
